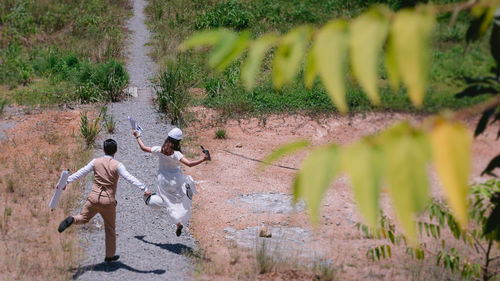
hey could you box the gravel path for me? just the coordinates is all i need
[73,1,197,280]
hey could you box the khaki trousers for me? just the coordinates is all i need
[73,191,117,258]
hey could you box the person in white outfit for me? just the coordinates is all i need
[133,127,210,236]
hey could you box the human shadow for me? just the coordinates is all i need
[135,235,193,255]
[71,261,166,280]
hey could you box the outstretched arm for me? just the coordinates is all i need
[180,153,209,167]
[117,163,149,193]
[133,130,152,153]
[66,159,95,184]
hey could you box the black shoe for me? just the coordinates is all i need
[185,184,193,200]
[104,255,120,263]
[58,216,74,233]
[144,193,156,205]
[176,224,183,237]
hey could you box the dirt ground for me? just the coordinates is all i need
[1,104,498,280]
[182,106,500,280]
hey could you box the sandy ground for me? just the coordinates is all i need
[181,106,500,280]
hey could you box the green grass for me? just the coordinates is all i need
[146,0,492,117]
[0,0,132,106]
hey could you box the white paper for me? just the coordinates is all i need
[49,170,70,210]
[128,116,142,136]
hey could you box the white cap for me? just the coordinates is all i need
[168,128,183,140]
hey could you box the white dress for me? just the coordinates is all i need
[147,146,196,224]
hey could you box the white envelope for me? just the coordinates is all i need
[128,116,143,135]
[49,170,70,210]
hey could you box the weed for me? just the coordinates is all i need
[215,129,226,139]
[76,82,103,103]
[79,111,101,146]
[1,206,12,236]
[0,97,8,114]
[6,177,15,193]
[153,61,190,125]
[312,259,338,281]
[256,240,276,274]
[104,115,116,134]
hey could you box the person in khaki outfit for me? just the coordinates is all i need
[57,139,150,263]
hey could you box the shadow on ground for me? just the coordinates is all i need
[135,235,193,255]
[71,261,166,279]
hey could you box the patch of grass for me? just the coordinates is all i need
[0,96,8,114]
[80,111,101,146]
[1,206,13,236]
[146,0,491,117]
[215,129,226,139]
[312,259,338,281]
[153,60,191,125]
[256,240,276,274]
[0,0,131,105]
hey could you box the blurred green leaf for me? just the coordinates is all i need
[315,20,348,113]
[209,31,250,71]
[178,29,232,50]
[241,34,277,91]
[260,140,310,170]
[349,6,391,105]
[304,43,317,89]
[390,7,435,107]
[342,139,384,227]
[295,144,339,224]
[381,122,431,242]
[272,25,311,89]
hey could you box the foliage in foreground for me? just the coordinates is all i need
[358,179,500,281]
[180,1,500,240]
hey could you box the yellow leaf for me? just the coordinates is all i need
[381,122,431,242]
[430,119,471,228]
[241,34,277,91]
[260,140,310,170]
[272,25,311,89]
[315,20,348,113]
[391,7,435,107]
[349,6,391,105]
[178,29,232,51]
[342,140,383,228]
[296,144,339,224]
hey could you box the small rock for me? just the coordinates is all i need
[259,225,272,238]
[235,143,242,148]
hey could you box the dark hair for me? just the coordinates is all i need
[166,136,181,152]
[103,139,117,155]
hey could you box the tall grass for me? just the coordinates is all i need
[146,0,492,116]
[153,61,191,125]
[80,111,101,146]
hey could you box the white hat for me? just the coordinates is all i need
[168,128,183,140]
